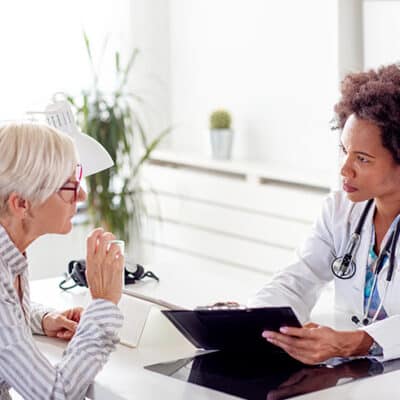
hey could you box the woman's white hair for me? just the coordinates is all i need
[0,122,78,214]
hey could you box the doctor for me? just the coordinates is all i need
[249,64,400,364]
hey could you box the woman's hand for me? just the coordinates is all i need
[42,307,83,340]
[262,322,374,364]
[86,228,124,305]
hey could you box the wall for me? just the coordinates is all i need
[0,0,131,119]
[28,224,90,281]
[166,0,363,186]
[129,0,173,145]
[363,0,400,69]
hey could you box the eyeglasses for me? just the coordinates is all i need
[58,164,83,203]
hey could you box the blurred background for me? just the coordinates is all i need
[1,0,399,282]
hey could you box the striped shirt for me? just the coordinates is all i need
[0,224,124,399]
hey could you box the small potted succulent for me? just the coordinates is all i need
[209,109,233,160]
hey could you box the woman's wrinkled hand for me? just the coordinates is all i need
[262,322,373,364]
[86,228,125,305]
[42,307,83,340]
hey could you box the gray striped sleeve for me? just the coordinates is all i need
[30,302,56,335]
[0,296,123,399]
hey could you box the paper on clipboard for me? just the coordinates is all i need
[118,288,186,348]
[118,294,151,348]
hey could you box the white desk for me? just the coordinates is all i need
[27,262,400,400]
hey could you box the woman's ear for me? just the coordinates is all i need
[6,192,30,219]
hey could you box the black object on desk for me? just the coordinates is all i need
[145,352,387,400]
[161,306,301,352]
[147,307,397,399]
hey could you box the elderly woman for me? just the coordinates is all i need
[0,122,124,399]
[250,64,400,364]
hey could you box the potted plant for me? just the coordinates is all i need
[209,109,233,160]
[68,34,169,248]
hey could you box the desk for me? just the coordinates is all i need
[27,263,400,400]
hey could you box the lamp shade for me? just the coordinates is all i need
[44,99,114,177]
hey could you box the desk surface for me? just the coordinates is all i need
[29,262,400,400]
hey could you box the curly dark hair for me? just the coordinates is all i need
[333,64,400,164]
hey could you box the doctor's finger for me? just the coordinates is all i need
[303,322,320,329]
[265,338,316,364]
[275,340,329,364]
[274,341,320,365]
[263,332,313,352]
[279,325,324,338]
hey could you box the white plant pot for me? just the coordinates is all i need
[210,129,233,160]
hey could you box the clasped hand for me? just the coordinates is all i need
[262,322,373,364]
[42,307,83,340]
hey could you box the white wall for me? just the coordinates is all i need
[363,0,400,69]
[129,0,172,145]
[0,0,131,119]
[165,0,363,185]
[28,225,90,280]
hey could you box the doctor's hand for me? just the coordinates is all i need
[86,228,125,305]
[262,322,374,365]
[42,307,83,340]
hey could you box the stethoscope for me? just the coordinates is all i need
[331,199,400,326]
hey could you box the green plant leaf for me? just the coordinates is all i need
[83,30,98,89]
[132,126,171,177]
[119,48,139,92]
[68,34,170,246]
[115,51,120,75]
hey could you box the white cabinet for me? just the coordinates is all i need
[140,152,329,276]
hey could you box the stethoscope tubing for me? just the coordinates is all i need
[331,199,400,326]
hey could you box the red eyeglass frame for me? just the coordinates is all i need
[58,164,83,203]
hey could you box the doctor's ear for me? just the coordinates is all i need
[6,192,30,219]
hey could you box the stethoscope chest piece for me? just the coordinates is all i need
[331,199,374,281]
[331,255,356,279]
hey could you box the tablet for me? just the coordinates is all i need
[162,306,301,352]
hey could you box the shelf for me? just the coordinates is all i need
[148,150,333,192]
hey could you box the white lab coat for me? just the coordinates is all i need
[248,190,400,361]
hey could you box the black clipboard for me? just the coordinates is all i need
[162,306,301,352]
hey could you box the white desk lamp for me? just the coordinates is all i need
[29,95,114,177]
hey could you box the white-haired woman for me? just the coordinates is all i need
[0,123,124,399]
